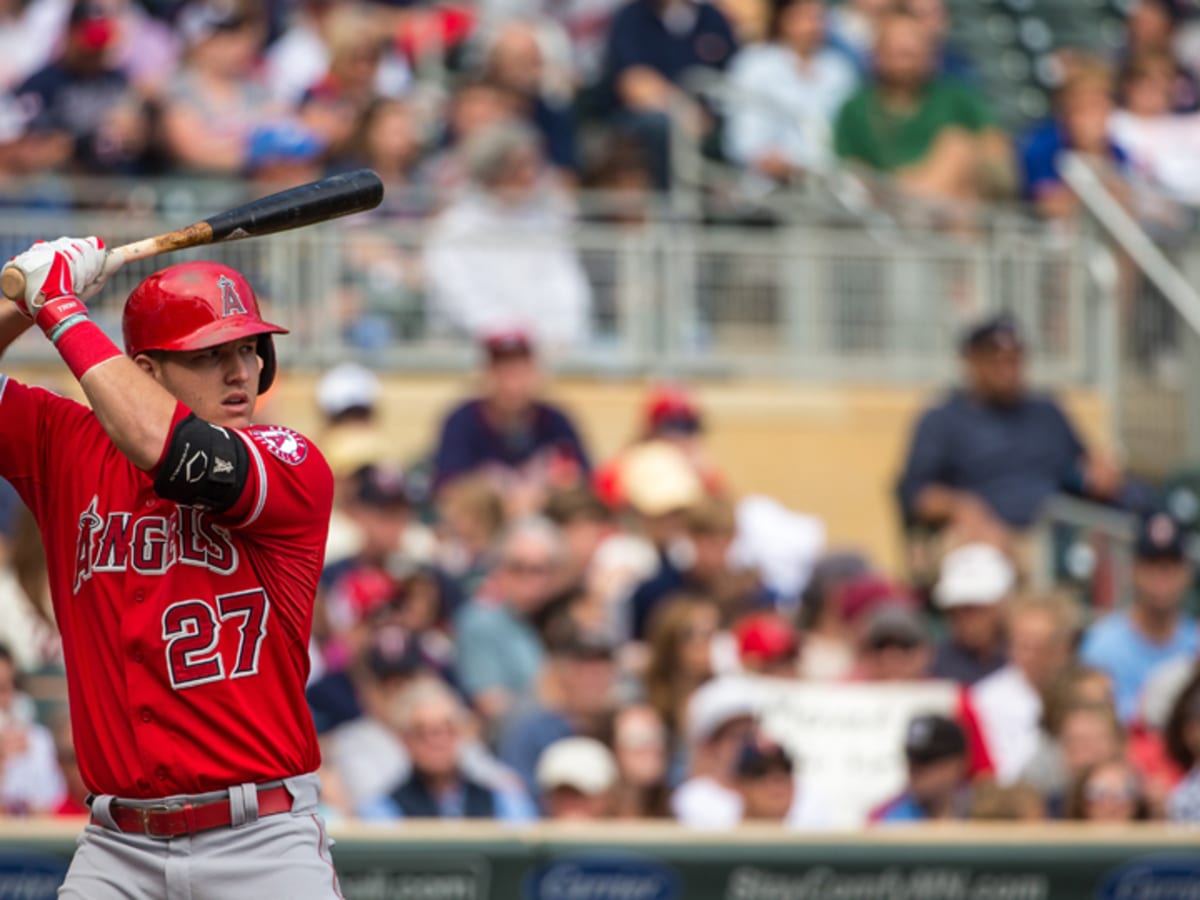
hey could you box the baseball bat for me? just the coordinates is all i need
[0,168,385,301]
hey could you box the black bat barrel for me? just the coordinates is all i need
[203,169,385,242]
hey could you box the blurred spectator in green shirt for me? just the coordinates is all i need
[833,11,1012,205]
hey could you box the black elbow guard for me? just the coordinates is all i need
[154,414,249,513]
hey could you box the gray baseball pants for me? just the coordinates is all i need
[59,773,343,900]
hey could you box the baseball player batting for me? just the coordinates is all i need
[0,237,340,898]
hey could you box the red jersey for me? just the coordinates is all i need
[0,376,333,798]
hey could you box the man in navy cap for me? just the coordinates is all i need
[871,714,971,822]
[1081,511,1197,723]
[896,312,1125,547]
[431,330,591,511]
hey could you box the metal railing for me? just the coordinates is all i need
[1030,495,1138,610]
[1017,156,1200,612]
[1031,492,1200,613]
[0,186,1099,386]
[1061,154,1200,475]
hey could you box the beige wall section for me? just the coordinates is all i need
[8,366,1111,574]
[251,373,1117,573]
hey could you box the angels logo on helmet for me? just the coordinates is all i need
[218,274,248,317]
[251,426,308,466]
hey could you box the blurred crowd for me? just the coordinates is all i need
[3,0,1200,221]
[0,0,1195,362]
[1,311,1199,828]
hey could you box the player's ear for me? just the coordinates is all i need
[134,352,162,383]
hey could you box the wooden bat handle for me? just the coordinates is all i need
[0,169,381,303]
[0,222,214,302]
[0,266,25,302]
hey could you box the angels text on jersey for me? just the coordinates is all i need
[73,496,239,593]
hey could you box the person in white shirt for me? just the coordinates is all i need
[0,642,64,813]
[970,592,1082,785]
[0,0,69,91]
[725,0,857,183]
[670,676,759,828]
[1109,50,1200,204]
[424,123,592,350]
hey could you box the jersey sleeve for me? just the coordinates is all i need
[216,423,334,540]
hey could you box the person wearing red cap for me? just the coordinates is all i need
[13,0,149,175]
[594,383,724,508]
[734,612,801,678]
[795,552,872,680]
[431,330,591,514]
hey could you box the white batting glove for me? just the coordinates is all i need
[7,236,111,317]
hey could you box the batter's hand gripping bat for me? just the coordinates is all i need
[0,168,385,302]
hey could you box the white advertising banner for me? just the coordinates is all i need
[756,679,961,828]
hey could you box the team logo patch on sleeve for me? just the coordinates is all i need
[250,426,309,465]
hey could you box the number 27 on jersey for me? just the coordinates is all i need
[162,589,269,690]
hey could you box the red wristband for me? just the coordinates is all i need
[55,319,122,381]
[34,295,87,337]
[35,295,122,381]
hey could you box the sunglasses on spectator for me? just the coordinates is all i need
[214,16,255,32]
[504,559,555,576]
[1086,781,1136,803]
[682,624,718,643]
[738,759,792,779]
[617,726,665,750]
[867,635,922,651]
[406,720,457,740]
[654,415,700,435]
[346,47,384,64]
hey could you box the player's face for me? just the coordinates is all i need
[137,337,262,429]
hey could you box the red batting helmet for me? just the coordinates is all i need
[122,261,288,393]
